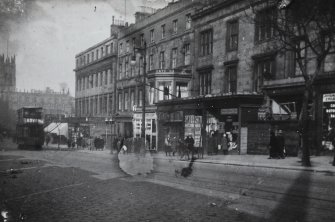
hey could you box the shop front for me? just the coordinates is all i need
[157,94,263,154]
[132,112,157,151]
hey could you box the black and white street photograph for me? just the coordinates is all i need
[0,0,335,221]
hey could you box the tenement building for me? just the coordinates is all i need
[116,0,202,150]
[157,0,265,154]
[75,0,335,155]
[157,0,335,155]
[74,21,122,145]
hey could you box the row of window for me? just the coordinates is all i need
[199,9,276,57]
[199,58,276,96]
[118,43,191,80]
[116,82,189,111]
[76,95,111,116]
[77,69,113,91]
[9,96,65,104]
[119,14,191,55]
[76,41,115,68]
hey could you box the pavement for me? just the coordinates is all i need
[152,152,335,173]
[1,138,335,174]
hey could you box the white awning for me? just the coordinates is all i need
[271,100,288,115]
[44,122,68,137]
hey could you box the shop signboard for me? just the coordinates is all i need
[323,93,335,102]
[220,108,238,115]
[323,93,335,119]
[322,93,335,146]
[185,115,202,147]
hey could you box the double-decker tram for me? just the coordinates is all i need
[16,107,44,149]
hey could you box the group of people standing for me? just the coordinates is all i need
[269,129,286,159]
[164,135,195,157]
[207,131,237,155]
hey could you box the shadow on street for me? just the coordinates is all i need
[268,171,311,222]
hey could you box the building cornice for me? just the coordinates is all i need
[75,36,117,58]
[119,1,201,40]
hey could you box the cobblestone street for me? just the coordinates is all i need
[1,151,262,222]
[1,139,334,222]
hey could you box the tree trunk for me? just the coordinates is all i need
[299,85,312,167]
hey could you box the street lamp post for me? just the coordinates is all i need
[130,42,147,139]
[105,117,114,150]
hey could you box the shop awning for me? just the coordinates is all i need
[44,122,68,137]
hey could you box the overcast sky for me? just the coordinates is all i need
[0,0,169,96]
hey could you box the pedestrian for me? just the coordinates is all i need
[164,135,172,156]
[171,137,177,156]
[94,137,99,150]
[207,132,216,155]
[327,126,335,166]
[45,134,50,147]
[189,135,195,158]
[276,130,285,159]
[117,139,121,152]
[268,130,277,159]
[221,133,228,155]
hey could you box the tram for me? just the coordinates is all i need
[16,107,44,149]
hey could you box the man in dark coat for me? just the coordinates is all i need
[327,126,335,166]
[269,130,277,159]
[276,130,285,159]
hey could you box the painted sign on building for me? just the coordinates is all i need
[323,93,335,119]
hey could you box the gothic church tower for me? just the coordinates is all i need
[0,54,16,92]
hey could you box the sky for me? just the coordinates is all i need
[0,0,170,96]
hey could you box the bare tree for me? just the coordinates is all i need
[247,0,335,166]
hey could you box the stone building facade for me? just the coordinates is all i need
[157,0,335,155]
[116,0,202,150]
[74,0,335,154]
[74,22,123,144]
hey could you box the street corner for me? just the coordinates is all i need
[118,152,154,176]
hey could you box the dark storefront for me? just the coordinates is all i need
[315,74,335,154]
[157,94,263,154]
[263,74,335,156]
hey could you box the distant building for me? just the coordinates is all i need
[0,88,74,119]
[0,52,74,126]
[0,54,16,93]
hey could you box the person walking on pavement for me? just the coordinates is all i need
[268,130,277,159]
[208,132,216,155]
[276,130,285,159]
[221,133,228,155]
[45,134,50,147]
[164,135,172,156]
[171,136,178,156]
[189,135,195,158]
[327,126,335,166]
